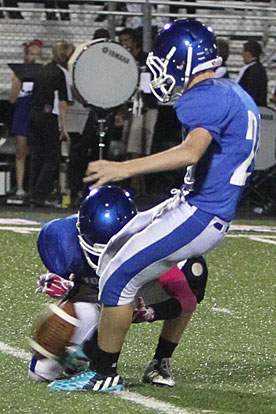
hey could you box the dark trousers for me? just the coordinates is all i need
[67,132,90,200]
[28,111,60,201]
[44,1,70,20]
[2,0,23,18]
[44,1,69,10]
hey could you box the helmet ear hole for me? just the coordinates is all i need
[176,61,185,70]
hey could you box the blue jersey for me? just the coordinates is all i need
[174,78,260,221]
[37,215,98,290]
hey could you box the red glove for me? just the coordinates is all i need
[35,273,74,299]
[132,297,155,323]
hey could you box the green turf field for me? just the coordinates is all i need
[1,214,276,414]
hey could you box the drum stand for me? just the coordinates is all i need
[97,116,106,160]
[95,108,113,160]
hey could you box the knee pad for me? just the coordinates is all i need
[180,256,208,303]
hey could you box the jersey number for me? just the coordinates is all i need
[230,110,259,186]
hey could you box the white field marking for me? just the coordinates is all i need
[248,236,276,245]
[0,226,41,234]
[212,307,234,315]
[118,391,204,414]
[0,341,207,414]
[0,218,43,225]
[227,234,276,245]
[0,341,30,360]
[1,219,276,233]
[229,224,276,233]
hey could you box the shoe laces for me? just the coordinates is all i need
[159,358,172,377]
[153,188,185,219]
[146,359,159,372]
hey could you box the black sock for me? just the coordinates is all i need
[153,336,178,362]
[83,332,120,376]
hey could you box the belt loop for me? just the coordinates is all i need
[213,221,230,233]
[213,222,223,231]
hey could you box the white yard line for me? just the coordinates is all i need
[245,236,276,245]
[227,234,276,245]
[0,226,41,234]
[118,391,201,414]
[212,307,234,315]
[0,218,43,225]
[230,224,276,233]
[0,341,30,360]
[0,341,205,414]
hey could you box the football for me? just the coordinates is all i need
[30,300,79,359]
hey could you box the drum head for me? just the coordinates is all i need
[69,39,139,108]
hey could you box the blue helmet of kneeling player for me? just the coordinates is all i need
[146,19,222,103]
[77,185,137,269]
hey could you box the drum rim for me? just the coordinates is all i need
[69,39,139,109]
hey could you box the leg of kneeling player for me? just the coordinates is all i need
[28,302,101,382]
[143,256,208,387]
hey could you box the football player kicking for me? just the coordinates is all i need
[29,185,208,388]
[48,18,260,392]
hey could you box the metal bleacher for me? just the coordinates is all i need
[0,0,276,130]
[0,0,276,101]
[190,0,276,91]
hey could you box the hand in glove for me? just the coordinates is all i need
[36,273,74,299]
[132,297,155,323]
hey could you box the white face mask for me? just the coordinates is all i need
[147,45,222,103]
[76,219,106,270]
[147,48,178,103]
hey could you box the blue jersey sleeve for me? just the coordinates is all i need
[37,215,93,279]
[175,79,253,145]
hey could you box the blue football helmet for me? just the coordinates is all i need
[77,185,137,269]
[146,19,222,102]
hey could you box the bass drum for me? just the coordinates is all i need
[68,39,139,108]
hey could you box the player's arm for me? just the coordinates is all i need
[59,100,70,142]
[9,74,21,104]
[84,127,212,186]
